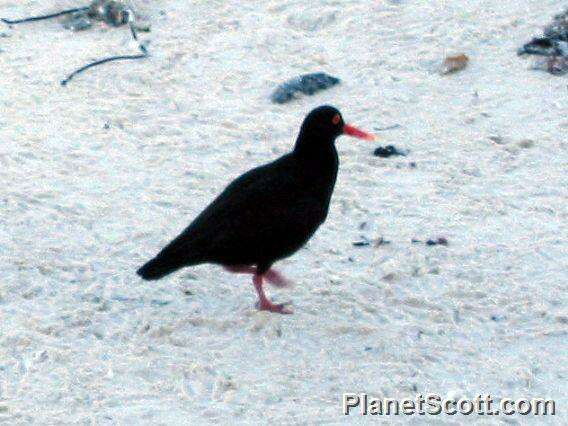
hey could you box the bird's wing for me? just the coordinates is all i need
[153,155,321,265]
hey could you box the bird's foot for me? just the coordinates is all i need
[264,269,293,288]
[256,299,293,314]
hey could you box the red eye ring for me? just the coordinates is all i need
[332,114,340,125]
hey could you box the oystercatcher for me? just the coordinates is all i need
[137,105,375,314]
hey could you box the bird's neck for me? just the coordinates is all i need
[292,132,339,189]
[293,130,338,159]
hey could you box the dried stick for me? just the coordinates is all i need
[1,7,89,25]
[61,52,147,86]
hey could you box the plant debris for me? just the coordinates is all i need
[1,1,150,85]
[271,73,340,104]
[518,9,568,75]
[412,237,449,246]
[374,124,402,132]
[1,7,90,25]
[88,0,131,26]
[373,145,407,158]
[440,53,469,75]
[352,236,391,247]
[352,240,371,247]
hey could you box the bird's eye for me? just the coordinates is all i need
[332,114,340,125]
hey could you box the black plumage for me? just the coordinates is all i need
[137,105,374,313]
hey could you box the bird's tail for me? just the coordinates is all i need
[136,254,182,280]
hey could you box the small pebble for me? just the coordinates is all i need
[489,135,505,144]
[373,145,407,158]
[426,237,448,246]
[440,53,469,75]
[518,139,535,149]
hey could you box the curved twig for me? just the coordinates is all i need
[1,7,89,25]
[61,52,148,86]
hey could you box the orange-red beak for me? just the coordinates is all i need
[343,124,376,141]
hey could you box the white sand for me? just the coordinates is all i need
[0,0,567,424]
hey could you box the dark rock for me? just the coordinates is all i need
[518,9,568,75]
[270,73,340,104]
[373,145,407,158]
[488,135,505,144]
[426,237,448,246]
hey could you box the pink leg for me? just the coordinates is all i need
[253,274,292,314]
[264,269,292,288]
[224,265,292,288]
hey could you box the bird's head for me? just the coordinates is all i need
[295,105,375,154]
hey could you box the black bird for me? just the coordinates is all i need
[137,105,375,314]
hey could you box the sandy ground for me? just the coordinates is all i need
[1,0,567,424]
